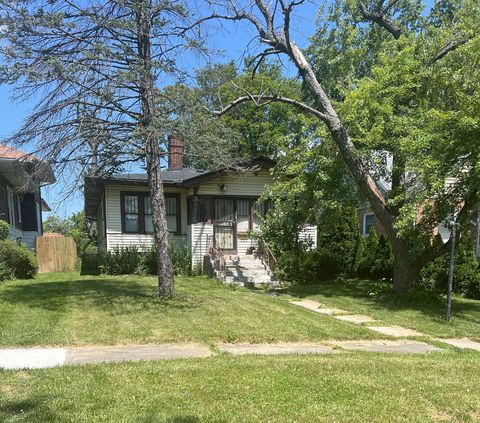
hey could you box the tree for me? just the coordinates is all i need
[0,0,209,298]
[203,0,480,293]
[44,212,96,256]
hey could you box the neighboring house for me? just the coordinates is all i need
[357,171,480,258]
[84,139,317,268]
[0,145,55,248]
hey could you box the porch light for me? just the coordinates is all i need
[219,184,228,192]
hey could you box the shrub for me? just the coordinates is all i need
[370,235,394,279]
[0,240,38,279]
[142,242,193,276]
[420,237,480,299]
[171,242,192,276]
[0,220,9,241]
[102,241,196,276]
[0,258,14,281]
[300,249,341,283]
[104,246,141,275]
[317,206,363,275]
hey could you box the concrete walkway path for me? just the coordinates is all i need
[0,344,212,370]
[289,299,427,337]
[0,340,443,370]
[288,298,480,350]
[435,338,480,352]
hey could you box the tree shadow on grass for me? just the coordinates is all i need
[0,278,204,313]
[280,279,480,321]
[0,397,58,421]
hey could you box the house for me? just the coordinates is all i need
[0,145,55,248]
[357,168,480,258]
[84,138,317,275]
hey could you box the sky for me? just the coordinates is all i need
[0,0,433,218]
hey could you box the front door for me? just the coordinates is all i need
[214,198,236,252]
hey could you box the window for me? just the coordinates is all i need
[237,199,250,232]
[237,199,250,217]
[189,196,209,224]
[144,196,153,233]
[121,192,180,234]
[6,186,15,225]
[123,194,139,233]
[165,196,177,233]
[363,212,375,236]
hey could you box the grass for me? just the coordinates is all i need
[0,352,479,422]
[282,278,480,340]
[0,273,377,347]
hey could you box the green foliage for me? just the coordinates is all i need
[44,212,96,256]
[421,237,480,299]
[104,247,142,276]
[0,258,14,282]
[370,234,394,279]
[170,242,193,276]
[317,205,363,274]
[357,229,394,280]
[0,220,9,241]
[0,240,38,280]
[102,241,196,277]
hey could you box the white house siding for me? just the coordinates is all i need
[8,225,23,242]
[189,223,213,266]
[237,234,257,255]
[104,184,188,252]
[7,226,39,249]
[299,225,317,250]
[22,231,39,249]
[193,169,272,197]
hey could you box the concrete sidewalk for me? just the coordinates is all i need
[0,339,444,370]
[0,344,212,370]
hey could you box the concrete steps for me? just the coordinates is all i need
[211,254,278,288]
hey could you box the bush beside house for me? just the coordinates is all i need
[0,220,38,281]
[275,206,394,285]
[98,241,195,277]
[421,237,480,299]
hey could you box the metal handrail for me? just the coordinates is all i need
[207,234,225,271]
[258,239,277,272]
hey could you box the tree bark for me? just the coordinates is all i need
[146,137,175,298]
[137,1,175,298]
[392,238,419,293]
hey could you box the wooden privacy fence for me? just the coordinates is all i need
[36,236,77,273]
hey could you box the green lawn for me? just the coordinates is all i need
[1,352,479,422]
[282,279,480,340]
[0,273,376,347]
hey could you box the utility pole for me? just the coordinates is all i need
[446,210,457,321]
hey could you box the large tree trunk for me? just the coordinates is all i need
[392,238,420,293]
[137,1,175,298]
[145,138,175,298]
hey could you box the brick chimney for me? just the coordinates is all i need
[168,135,183,170]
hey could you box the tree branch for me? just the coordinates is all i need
[358,2,402,39]
[211,94,328,121]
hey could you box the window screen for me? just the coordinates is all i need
[124,194,139,232]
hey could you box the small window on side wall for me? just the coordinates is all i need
[363,213,375,236]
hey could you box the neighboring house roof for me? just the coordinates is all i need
[0,144,56,188]
[84,157,276,220]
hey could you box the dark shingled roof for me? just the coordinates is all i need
[108,167,211,184]
[84,157,276,220]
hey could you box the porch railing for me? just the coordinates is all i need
[207,234,225,271]
[257,239,277,273]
